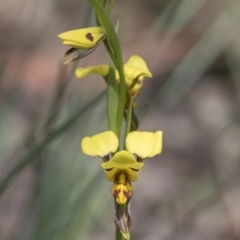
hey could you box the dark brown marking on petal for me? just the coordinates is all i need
[64,47,77,56]
[136,156,143,162]
[129,168,140,172]
[113,189,121,198]
[123,190,132,198]
[103,154,110,162]
[105,168,114,172]
[86,33,94,42]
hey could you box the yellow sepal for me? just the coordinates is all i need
[115,55,152,95]
[81,131,118,157]
[115,64,151,86]
[123,65,152,86]
[58,27,104,49]
[126,131,163,159]
[126,55,150,71]
[75,65,109,79]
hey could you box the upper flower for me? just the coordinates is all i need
[58,27,104,49]
[116,55,152,96]
[75,55,152,96]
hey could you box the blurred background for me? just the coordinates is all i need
[0,0,240,239]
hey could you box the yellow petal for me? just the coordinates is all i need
[75,65,109,79]
[124,65,152,86]
[101,151,143,181]
[125,55,152,90]
[105,168,119,181]
[81,131,118,157]
[116,65,152,86]
[58,27,104,49]
[126,55,150,71]
[126,131,163,159]
[124,168,140,181]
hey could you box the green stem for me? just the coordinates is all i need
[89,0,126,139]
[0,90,106,197]
[116,228,124,240]
[107,61,118,135]
[103,40,118,68]
[124,97,134,148]
[116,66,126,138]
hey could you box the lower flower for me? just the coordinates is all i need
[81,130,163,239]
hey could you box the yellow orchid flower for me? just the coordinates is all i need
[101,150,143,204]
[58,27,105,64]
[75,55,152,96]
[81,130,162,204]
[116,55,152,96]
[81,130,162,239]
[58,27,104,49]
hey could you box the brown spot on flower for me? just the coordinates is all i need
[113,189,121,198]
[105,167,113,172]
[86,33,94,42]
[123,190,132,198]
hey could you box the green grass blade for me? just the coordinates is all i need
[145,10,240,114]
[0,90,106,196]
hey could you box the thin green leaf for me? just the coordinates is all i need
[0,60,7,83]
[225,41,240,103]
[107,0,115,15]
[124,97,134,149]
[107,62,118,135]
[0,90,106,196]
[145,10,240,114]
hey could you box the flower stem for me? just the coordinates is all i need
[107,60,118,135]
[124,97,134,146]
[116,228,124,240]
[89,0,126,139]
[116,66,126,138]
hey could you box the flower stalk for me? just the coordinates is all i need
[124,96,134,148]
[57,0,162,239]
